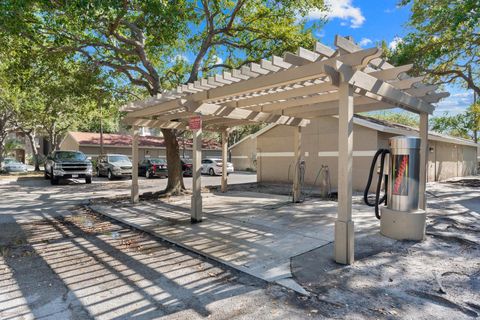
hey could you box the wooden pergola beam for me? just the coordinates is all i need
[347,70,434,114]
[367,64,413,81]
[189,103,310,127]
[125,99,188,119]
[222,81,336,109]
[188,49,383,103]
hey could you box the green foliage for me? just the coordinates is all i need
[366,111,419,127]
[0,0,326,190]
[392,0,480,95]
[0,0,325,94]
[228,123,267,146]
[430,103,480,142]
[2,138,23,157]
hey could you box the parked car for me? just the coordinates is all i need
[1,158,15,172]
[181,158,193,177]
[201,158,234,176]
[138,158,167,179]
[96,154,132,180]
[1,159,28,173]
[44,150,93,185]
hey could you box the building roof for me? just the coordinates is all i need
[353,114,479,148]
[67,131,221,150]
[243,114,478,148]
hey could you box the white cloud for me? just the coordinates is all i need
[434,91,473,116]
[358,37,372,47]
[213,55,223,65]
[307,0,365,29]
[388,37,403,50]
[174,54,189,62]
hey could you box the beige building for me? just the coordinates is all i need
[228,125,275,171]
[232,115,478,191]
[60,131,221,160]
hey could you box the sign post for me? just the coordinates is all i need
[190,115,203,222]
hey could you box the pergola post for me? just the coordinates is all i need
[221,130,228,193]
[418,113,428,210]
[191,125,203,222]
[334,82,355,265]
[131,125,139,204]
[292,126,302,203]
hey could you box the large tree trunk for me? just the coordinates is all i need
[0,137,5,162]
[25,130,40,171]
[162,128,185,195]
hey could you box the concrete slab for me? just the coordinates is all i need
[90,191,381,295]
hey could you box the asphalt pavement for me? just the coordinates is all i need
[0,173,325,320]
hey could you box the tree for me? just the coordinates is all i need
[0,94,14,163]
[2,138,23,158]
[0,105,14,162]
[366,111,419,127]
[228,123,267,146]
[390,0,480,97]
[430,103,480,142]
[0,32,116,168]
[0,0,325,195]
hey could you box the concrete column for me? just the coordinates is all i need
[334,82,354,265]
[419,113,428,210]
[191,126,203,222]
[131,125,139,204]
[221,130,228,193]
[292,126,302,203]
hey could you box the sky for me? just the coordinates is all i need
[305,0,474,116]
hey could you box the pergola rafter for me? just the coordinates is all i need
[121,35,449,266]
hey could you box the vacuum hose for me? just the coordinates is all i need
[364,149,390,219]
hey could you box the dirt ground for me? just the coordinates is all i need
[292,178,480,319]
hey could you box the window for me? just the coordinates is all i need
[149,158,166,164]
[108,155,130,163]
[54,151,86,161]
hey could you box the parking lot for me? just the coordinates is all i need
[1,173,479,319]
[0,172,328,320]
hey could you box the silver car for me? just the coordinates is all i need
[1,159,27,173]
[201,158,234,176]
[96,154,133,180]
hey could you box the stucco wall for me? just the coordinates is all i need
[60,134,79,152]
[374,132,477,182]
[257,118,478,191]
[257,117,379,192]
[230,137,257,171]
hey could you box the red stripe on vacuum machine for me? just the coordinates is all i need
[393,154,409,195]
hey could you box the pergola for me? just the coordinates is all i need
[122,35,448,265]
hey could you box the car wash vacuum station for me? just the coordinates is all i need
[364,136,426,241]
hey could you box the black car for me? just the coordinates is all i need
[44,150,93,185]
[138,158,168,179]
